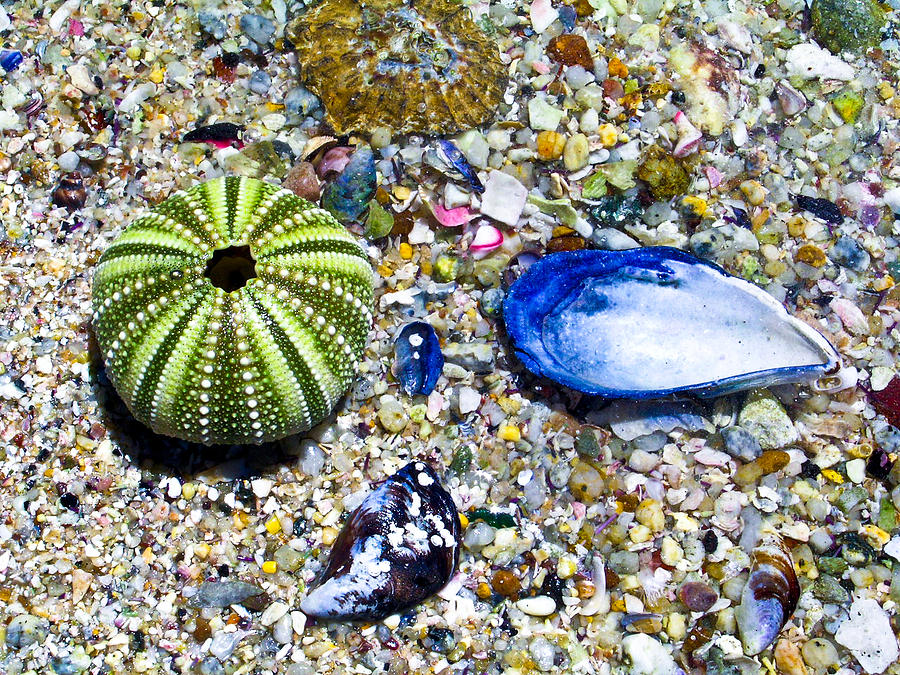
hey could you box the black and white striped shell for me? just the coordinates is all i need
[92,176,374,445]
[301,461,461,621]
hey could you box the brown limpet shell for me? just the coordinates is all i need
[287,0,509,135]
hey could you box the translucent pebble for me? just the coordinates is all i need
[529,636,556,671]
[801,638,840,672]
[248,70,271,95]
[463,521,496,550]
[678,581,718,612]
[240,13,275,44]
[58,150,80,172]
[284,86,321,115]
[198,657,226,675]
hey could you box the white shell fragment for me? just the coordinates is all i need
[835,598,900,674]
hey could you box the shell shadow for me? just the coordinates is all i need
[86,326,290,480]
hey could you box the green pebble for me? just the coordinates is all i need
[811,575,850,604]
[737,389,799,450]
[468,508,516,529]
[450,446,473,474]
[817,556,849,576]
[831,89,866,124]
[811,0,886,54]
[434,254,461,282]
[408,403,428,423]
[364,199,394,239]
[636,146,690,200]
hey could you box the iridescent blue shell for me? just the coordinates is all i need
[393,321,444,396]
[503,247,840,398]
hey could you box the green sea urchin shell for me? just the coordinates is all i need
[92,176,374,445]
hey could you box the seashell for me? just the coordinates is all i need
[0,49,23,72]
[470,224,503,256]
[282,162,321,202]
[393,321,444,397]
[301,461,461,621]
[181,122,244,150]
[287,0,509,135]
[672,110,702,157]
[321,145,376,223]
[776,80,807,117]
[429,201,475,228]
[52,171,87,210]
[503,247,840,399]
[316,146,354,179]
[734,535,799,655]
[301,135,338,161]
[92,176,374,445]
[436,140,485,193]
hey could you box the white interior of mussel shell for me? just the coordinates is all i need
[540,255,839,395]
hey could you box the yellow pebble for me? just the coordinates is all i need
[194,543,211,560]
[794,243,826,267]
[148,67,165,84]
[682,195,708,217]
[860,524,890,550]
[498,425,521,442]
[874,275,895,292]
[536,130,566,160]
[557,557,577,579]
[821,469,844,484]
[322,526,339,546]
[740,180,767,206]
[262,560,278,574]
[265,102,286,112]
[610,597,626,612]
[126,45,142,60]
[392,185,412,201]
[597,123,618,148]
[459,513,469,529]
[399,242,413,260]
[181,482,196,500]
[265,515,282,534]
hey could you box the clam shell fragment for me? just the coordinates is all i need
[735,536,800,655]
[503,248,840,398]
[301,462,461,621]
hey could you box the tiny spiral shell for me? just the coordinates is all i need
[91,176,374,445]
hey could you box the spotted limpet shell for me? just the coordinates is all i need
[91,176,374,445]
[287,0,509,135]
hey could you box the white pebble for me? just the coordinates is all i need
[480,170,527,226]
[845,458,866,483]
[457,386,481,415]
[883,186,900,215]
[785,43,854,81]
[516,595,556,616]
[261,601,289,627]
[58,151,80,172]
[252,478,274,498]
[835,598,900,674]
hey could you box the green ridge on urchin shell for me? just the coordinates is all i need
[91,176,374,445]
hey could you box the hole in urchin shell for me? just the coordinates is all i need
[204,245,257,292]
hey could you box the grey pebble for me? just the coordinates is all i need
[720,426,763,462]
[284,86,322,116]
[191,580,264,608]
[5,614,48,650]
[197,10,227,40]
[829,235,870,272]
[58,151,80,172]
[198,657,226,675]
[248,70,271,95]
[240,14,275,45]
[443,341,495,373]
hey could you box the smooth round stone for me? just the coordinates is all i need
[678,581,718,612]
[284,86,321,115]
[5,615,48,649]
[296,440,326,476]
[463,521,496,550]
[516,595,557,616]
[58,150,80,172]
[801,638,840,672]
[720,426,763,462]
[377,396,408,433]
[273,613,293,644]
[627,448,660,473]
[563,133,589,171]
[248,70,271,95]
[240,14,275,44]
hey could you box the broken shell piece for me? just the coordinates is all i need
[672,110,702,157]
[470,224,503,255]
[735,536,800,655]
[776,80,807,117]
[301,462,461,621]
[503,248,840,398]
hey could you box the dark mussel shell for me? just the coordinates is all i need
[393,321,444,397]
[52,171,87,211]
[301,461,461,621]
[181,122,244,149]
[502,247,840,398]
[734,536,800,655]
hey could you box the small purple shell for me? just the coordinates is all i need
[393,321,444,397]
[301,461,461,621]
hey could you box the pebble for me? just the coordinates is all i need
[198,657,226,675]
[785,43,854,80]
[456,386,481,415]
[261,601,289,626]
[5,614,48,649]
[209,630,246,660]
[563,133,589,171]
[192,581,263,608]
[801,638,840,672]
[678,581,718,612]
[66,63,99,95]
[622,633,682,675]
[627,448,659,472]
[737,389,799,450]
[248,70,271,95]
[296,440,326,476]
[480,170,528,226]
[884,187,900,215]
[774,638,809,675]
[529,636,556,671]
[528,97,565,131]
[377,395,408,433]
[284,86,321,115]
[442,341,495,373]
[463,521,496,550]
[516,595,556,616]
[491,569,521,596]
[834,598,900,673]
[829,235,870,271]
[240,14,275,44]
[197,10,227,39]
[720,426,763,462]
[536,131,566,160]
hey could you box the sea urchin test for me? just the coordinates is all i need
[92,176,374,445]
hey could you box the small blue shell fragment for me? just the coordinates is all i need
[300,461,461,621]
[436,140,484,193]
[503,247,840,399]
[394,321,444,396]
[0,50,23,72]
[321,145,376,223]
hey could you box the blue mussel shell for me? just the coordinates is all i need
[394,321,444,396]
[503,247,840,398]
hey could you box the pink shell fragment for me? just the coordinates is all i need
[672,110,702,157]
[317,146,354,178]
[433,202,475,227]
[69,19,84,36]
[470,224,503,253]
[705,166,723,189]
